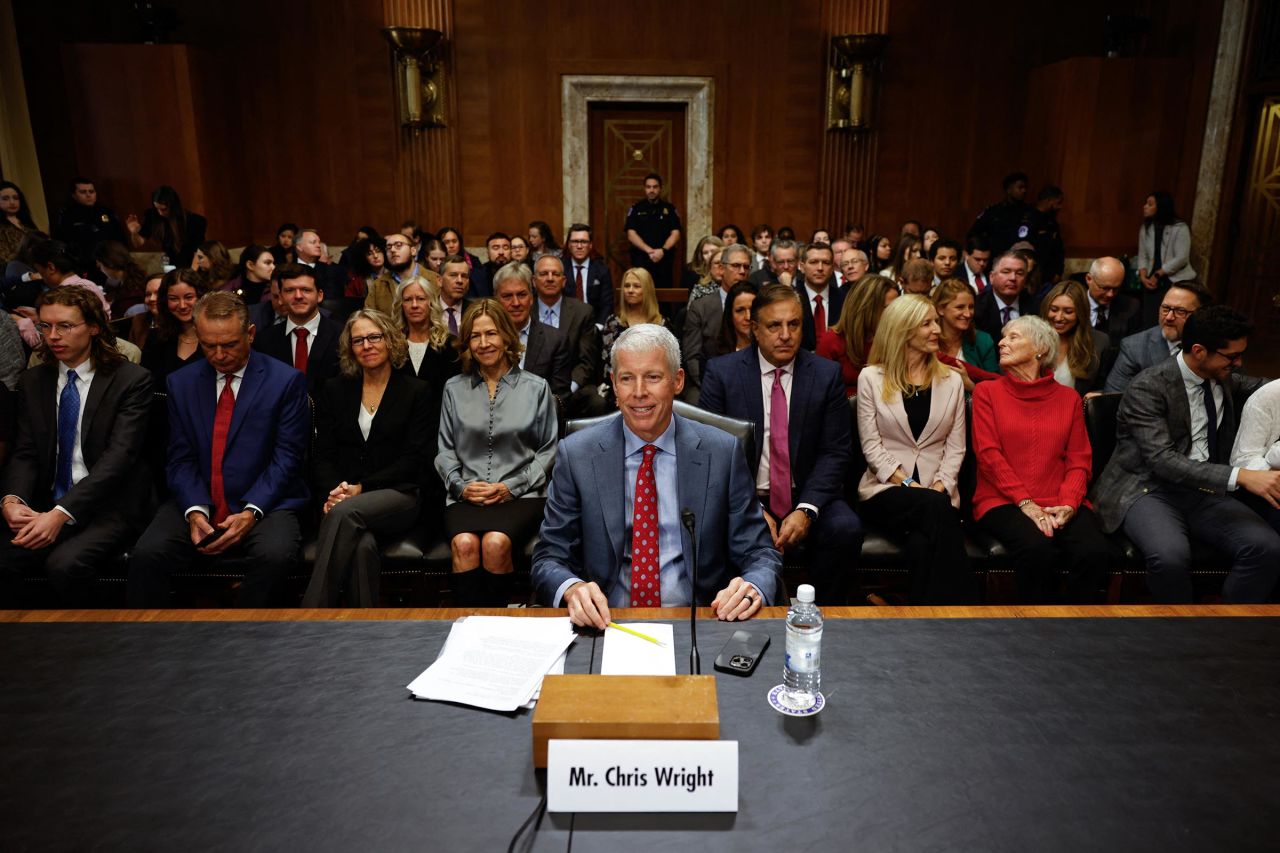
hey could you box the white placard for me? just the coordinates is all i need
[547,740,738,813]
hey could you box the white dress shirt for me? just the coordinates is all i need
[755,352,819,517]
[285,312,322,359]
[54,361,96,522]
[803,283,831,332]
[1176,353,1238,489]
[1231,378,1280,471]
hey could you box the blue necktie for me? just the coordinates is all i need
[54,371,80,500]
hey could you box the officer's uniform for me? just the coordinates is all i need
[625,198,682,289]
[969,200,1030,257]
[51,203,127,277]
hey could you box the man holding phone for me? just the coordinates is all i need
[128,292,310,607]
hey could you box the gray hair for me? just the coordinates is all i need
[492,260,533,294]
[722,243,752,265]
[1004,314,1058,369]
[534,254,566,275]
[769,238,799,259]
[611,323,681,378]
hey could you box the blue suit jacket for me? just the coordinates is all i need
[531,413,782,606]
[166,350,310,515]
[698,345,850,512]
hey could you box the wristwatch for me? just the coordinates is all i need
[799,507,817,522]
[901,477,917,487]
[248,507,264,521]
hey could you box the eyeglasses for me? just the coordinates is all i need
[351,334,386,348]
[1212,348,1245,364]
[1158,304,1195,320]
[385,241,411,249]
[36,321,86,336]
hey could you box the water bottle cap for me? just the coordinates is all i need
[796,584,815,603]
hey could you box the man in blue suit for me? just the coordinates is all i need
[699,284,862,604]
[128,292,310,607]
[532,324,781,629]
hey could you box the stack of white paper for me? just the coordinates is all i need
[407,616,576,711]
[600,623,676,675]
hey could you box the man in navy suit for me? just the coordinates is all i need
[128,292,310,607]
[252,263,343,395]
[974,251,1037,343]
[699,283,862,604]
[562,223,614,326]
[532,323,781,628]
[795,242,844,351]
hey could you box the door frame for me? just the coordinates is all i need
[561,75,714,249]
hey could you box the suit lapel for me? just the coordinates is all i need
[593,419,627,569]
[787,353,814,463]
[915,373,954,447]
[79,366,114,462]
[193,361,217,453]
[740,349,766,471]
[674,416,710,572]
[226,353,267,446]
[36,364,58,483]
[525,322,543,367]
[1163,358,1193,449]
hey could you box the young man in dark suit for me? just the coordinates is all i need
[698,284,862,604]
[1,287,152,606]
[128,292,310,607]
[253,263,343,396]
[795,242,844,351]
[562,224,614,327]
[1091,306,1280,602]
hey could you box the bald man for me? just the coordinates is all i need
[1086,256,1143,342]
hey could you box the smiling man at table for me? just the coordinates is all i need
[532,324,782,628]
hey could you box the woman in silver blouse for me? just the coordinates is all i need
[436,299,559,605]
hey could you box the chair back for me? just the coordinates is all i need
[1083,392,1123,480]
[565,400,755,470]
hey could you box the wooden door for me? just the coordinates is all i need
[588,102,687,304]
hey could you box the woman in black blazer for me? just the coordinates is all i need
[302,309,432,607]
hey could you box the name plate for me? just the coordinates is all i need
[547,739,738,813]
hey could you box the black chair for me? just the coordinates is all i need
[565,400,756,468]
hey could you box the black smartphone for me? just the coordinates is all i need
[196,527,227,549]
[713,630,770,677]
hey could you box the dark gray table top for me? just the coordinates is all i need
[2,617,1278,852]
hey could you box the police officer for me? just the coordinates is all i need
[624,172,682,290]
[969,171,1031,257]
[50,177,127,279]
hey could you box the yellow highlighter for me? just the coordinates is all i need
[607,622,667,647]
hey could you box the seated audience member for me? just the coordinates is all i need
[125,185,207,268]
[688,241,726,304]
[223,245,276,306]
[718,224,744,246]
[527,221,562,262]
[420,237,446,274]
[343,236,385,307]
[0,287,152,606]
[249,273,289,332]
[829,237,852,289]
[482,232,511,283]
[882,233,922,283]
[1086,256,1142,342]
[1013,243,1045,302]
[15,240,112,348]
[748,239,798,287]
[253,264,342,395]
[269,222,298,267]
[51,176,126,277]
[191,240,235,292]
[1092,306,1280,603]
[716,281,757,356]
[438,227,489,298]
[435,254,474,338]
[126,272,164,350]
[972,315,1112,601]
[600,267,667,404]
[337,225,380,272]
[508,236,533,270]
[301,310,432,607]
[817,274,898,397]
[929,238,961,286]
[0,310,24,391]
[128,292,310,607]
[933,278,999,373]
[3,229,48,308]
[395,276,461,421]
[1041,280,1109,395]
[839,247,870,292]
[1103,280,1209,393]
[142,269,206,380]
[750,224,772,272]
[563,224,614,326]
[492,262,572,402]
[856,294,969,604]
[532,323,782,624]
[957,234,992,294]
[293,229,351,319]
[1231,377,1280,536]
[921,227,940,255]
[796,242,842,351]
[866,233,893,274]
[700,284,862,604]
[437,299,558,606]
[366,231,437,317]
[898,258,935,296]
[534,255,604,416]
[92,240,148,314]
[683,243,753,401]
[900,220,922,239]
[974,251,1036,343]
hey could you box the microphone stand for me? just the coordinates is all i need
[681,508,700,674]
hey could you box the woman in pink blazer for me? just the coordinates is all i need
[856,294,970,603]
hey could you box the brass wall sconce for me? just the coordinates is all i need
[382,26,447,128]
[825,34,890,131]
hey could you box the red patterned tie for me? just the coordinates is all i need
[630,444,660,607]
[769,369,793,519]
[293,327,309,373]
[814,294,825,336]
[975,272,986,294]
[574,265,585,301]
[210,374,236,523]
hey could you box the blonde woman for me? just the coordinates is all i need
[1040,280,1109,395]
[856,294,969,603]
[599,267,667,402]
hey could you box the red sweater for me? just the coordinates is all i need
[970,373,1093,520]
[816,329,869,398]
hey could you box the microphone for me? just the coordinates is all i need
[681,508,700,675]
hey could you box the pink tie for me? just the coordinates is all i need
[630,444,660,607]
[769,369,792,519]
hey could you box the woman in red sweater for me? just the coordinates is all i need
[971,314,1114,602]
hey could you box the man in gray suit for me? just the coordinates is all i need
[532,323,781,628]
[1091,305,1280,603]
[1104,280,1209,393]
[533,255,604,416]
[493,262,571,400]
[682,243,753,402]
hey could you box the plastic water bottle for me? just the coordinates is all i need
[784,584,823,700]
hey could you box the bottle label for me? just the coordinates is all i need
[785,630,822,673]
